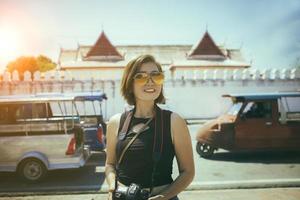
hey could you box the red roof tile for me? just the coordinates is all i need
[188,31,225,58]
[86,31,123,59]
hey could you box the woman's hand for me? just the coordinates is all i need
[148,195,165,200]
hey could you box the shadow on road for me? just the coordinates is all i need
[204,150,300,164]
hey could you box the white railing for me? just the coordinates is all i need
[1,68,300,82]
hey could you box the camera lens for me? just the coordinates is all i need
[140,189,150,199]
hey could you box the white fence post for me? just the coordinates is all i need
[53,71,61,80]
[205,70,214,80]
[192,70,198,80]
[285,69,292,79]
[12,70,19,81]
[294,68,300,79]
[270,69,280,80]
[242,69,251,80]
[198,70,205,80]
[224,70,233,80]
[260,69,271,80]
[3,71,11,82]
[63,71,73,81]
[33,71,41,81]
[251,69,261,80]
[233,69,243,80]
[213,69,224,80]
[24,71,32,81]
[44,71,53,81]
[280,68,287,79]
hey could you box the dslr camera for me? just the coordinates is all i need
[114,183,150,200]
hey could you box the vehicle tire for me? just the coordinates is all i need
[196,142,215,158]
[17,158,47,182]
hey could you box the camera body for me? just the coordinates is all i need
[114,183,150,200]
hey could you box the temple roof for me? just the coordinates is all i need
[188,31,226,59]
[85,31,123,60]
[58,31,250,70]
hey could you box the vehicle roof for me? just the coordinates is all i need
[222,92,300,101]
[0,92,107,103]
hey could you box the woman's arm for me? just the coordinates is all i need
[150,112,195,200]
[105,114,121,194]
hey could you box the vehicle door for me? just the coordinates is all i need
[234,100,276,149]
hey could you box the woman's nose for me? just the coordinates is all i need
[145,76,155,85]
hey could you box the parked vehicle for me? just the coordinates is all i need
[0,93,100,182]
[73,93,107,151]
[196,92,300,158]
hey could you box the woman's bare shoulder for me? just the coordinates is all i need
[170,112,186,125]
[170,111,189,140]
[108,113,122,124]
[107,113,122,133]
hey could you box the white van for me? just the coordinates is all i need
[0,94,91,182]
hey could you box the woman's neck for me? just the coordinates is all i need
[134,100,155,118]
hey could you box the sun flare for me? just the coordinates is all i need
[0,28,20,63]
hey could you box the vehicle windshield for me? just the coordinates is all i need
[75,100,102,116]
[242,101,272,119]
[227,102,243,115]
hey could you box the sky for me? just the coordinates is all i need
[0,0,300,72]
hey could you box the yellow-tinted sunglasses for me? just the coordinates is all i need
[134,71,165,85]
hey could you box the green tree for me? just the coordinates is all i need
[6,55,57,80]
[7,56,39,79]
[36,55,56,72]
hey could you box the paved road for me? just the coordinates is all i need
[1,188,300,200]
[0,124,300,194]
[188,125,300,183]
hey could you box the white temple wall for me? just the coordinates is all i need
[1,69,299,120]
[62,69,125,80]
[62,66,172,81]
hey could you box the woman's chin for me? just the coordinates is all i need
[136,96,158,102]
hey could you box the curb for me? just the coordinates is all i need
[187,179,300,190]
[1,179,300,197]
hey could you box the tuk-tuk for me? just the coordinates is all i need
[196,92,300,158]
[73,92,107,152]
[0,92,106,182]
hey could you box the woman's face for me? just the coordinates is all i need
[133,62,163,103]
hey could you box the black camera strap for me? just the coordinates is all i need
[150,105,163,194]
[117,116,153,166]
[115,105,164,195]
[114,108,134,194]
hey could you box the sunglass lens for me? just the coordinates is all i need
[151,72,164,85]
[134,73,148,85]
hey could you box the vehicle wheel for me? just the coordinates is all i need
[17,158,47,182]
[196,142,215,158]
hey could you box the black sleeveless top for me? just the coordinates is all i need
[116,110,175,188]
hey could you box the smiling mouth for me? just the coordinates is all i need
[144,88,156,93]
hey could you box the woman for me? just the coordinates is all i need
[105,55,194,200]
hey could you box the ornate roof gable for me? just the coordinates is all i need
[188,31,226,60]
[85,31,123,61]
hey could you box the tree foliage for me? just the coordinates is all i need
[6,55,56,75]
[7,56,39,75]
[36,55,56,72]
